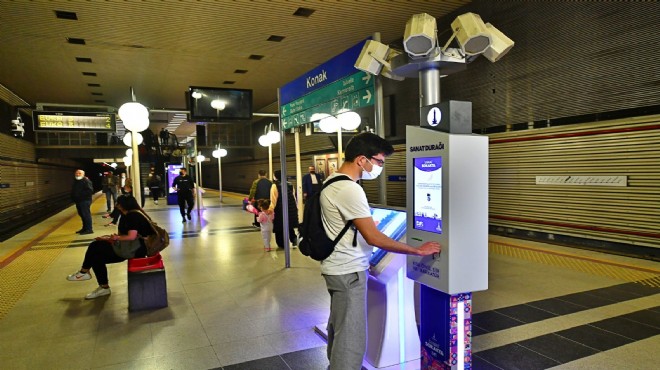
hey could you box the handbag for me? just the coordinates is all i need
[128,210,170,256]
[112,238,143,259]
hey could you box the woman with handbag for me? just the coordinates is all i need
[66,195,155,299]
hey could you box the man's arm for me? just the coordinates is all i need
[248,179,258,200]
[352,217,441,256]
[269,184,278,211]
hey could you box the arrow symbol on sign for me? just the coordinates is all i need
[362,89,372,104]
[362,74,372,84]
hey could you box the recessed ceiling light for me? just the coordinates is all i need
[88,83,101,87]
[94,100,105,103]
[293,8,315,17]
[91,92,103,96]
[67,37,86,45]
[234,69,247,74]
[82,72,97,76]
[223,81,236,84]
[55,10,78,20]
[249,54,264,60]
[76,57,92,63]
[267,35,285,42]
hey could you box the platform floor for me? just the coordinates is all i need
[0,191,658,370]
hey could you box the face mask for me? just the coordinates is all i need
[75,176,83,180]
[360,159,383,180]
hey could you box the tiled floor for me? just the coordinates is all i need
[0,191,658,369]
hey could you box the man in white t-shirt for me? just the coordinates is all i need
[320,132,441,370]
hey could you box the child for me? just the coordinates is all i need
[256,199,274,252]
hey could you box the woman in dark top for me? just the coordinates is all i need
[271,170,300,250]
[66,196,155,299]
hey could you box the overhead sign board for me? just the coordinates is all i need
[32,111,116,132]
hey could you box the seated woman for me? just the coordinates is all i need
[67,195,155,299]
[103,184,133,226]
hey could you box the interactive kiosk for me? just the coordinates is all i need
[165,163,183,205]
[406,113,489,369]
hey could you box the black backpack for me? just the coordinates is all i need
[299,176,356,261]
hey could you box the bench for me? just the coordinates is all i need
[127,253,168,311]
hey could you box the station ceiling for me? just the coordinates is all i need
[0,0,470,138]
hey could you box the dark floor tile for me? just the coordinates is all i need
[476,343,559,370]
[281,346,329,370]
[527,298,588,316]
[223,355,290,370]
[620,308,660,329]
[495,304,557,323]
[473,311,525,333]
[555,292,618,309]
[472,354,504,370]
[591,316,660,340]
[473,324,489,336]
[581,286,638,303]
[606,282,659,299]
[556,325,633,351]
[518,333,599,364]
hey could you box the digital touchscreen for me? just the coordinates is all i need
[369,207,407,266]
[413,156,443,234]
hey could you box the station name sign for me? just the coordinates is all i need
[33,111,116,132]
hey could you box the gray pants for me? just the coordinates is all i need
[323,270,367,370]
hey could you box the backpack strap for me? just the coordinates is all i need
[321,175,356,246]
[127,209,157,236]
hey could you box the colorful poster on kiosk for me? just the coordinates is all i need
[413,157,443,234]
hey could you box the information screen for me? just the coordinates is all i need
[413,156,443,234]
[369,207,407,266]
[166,164,184,194]
[32,111,116,132]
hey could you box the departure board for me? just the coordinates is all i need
[32,111,116,132]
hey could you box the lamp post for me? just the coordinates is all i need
[212,145,228,203]
[119,102,149,205]
[258,123,280,179]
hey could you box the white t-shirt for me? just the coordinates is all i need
[320,173,373,275]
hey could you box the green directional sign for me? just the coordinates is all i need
[281,71,375,130]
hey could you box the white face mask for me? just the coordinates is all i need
[360,158,383,180]
[75,176,83,180]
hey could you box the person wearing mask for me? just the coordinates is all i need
[71,169,94,235]
[319,132,441,370]
[302,165,323,203]
[66,196,154,299]
[172,168,195,222]
[270,169,299,249]
[248,169,272,228]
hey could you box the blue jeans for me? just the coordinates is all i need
[76,200,93,231]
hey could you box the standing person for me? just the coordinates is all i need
[159,128,169,146]
[270,170,299,250]
[172,168,195,222]
[302,165,323,203]
[256,199,274,252]
[66,196,153,299]
[71,169,94,235]
[248,170,272,228]
[101,172,118,212]
[147,171,162,205]
[319,132,441,370]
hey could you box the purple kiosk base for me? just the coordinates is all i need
[420,285,473,370]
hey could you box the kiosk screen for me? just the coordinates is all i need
[369,207,407,266]
[413,156,443,234]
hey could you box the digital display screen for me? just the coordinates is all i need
[166,164,184,194]
[32,111,116,132]
[413,156,443,234]
[369,207,407,266]
[188,86,253,121]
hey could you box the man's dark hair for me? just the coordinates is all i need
[274,170,282,181]
[344,132,394,162]
[180,168,187,173]
[258,169,266,176]
[117,195,141,211]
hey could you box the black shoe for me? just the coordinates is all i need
[75,229,83,234]
[182,217,187,223]
[252,223,260,228]
[79,230,94,235]
[187,213,192,220]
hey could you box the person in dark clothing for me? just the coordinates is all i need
[71,169,94,235]
[66,196,154,299]
[159,128,169,146]
[101,172,118,212]
[103,184,133,226]
[147,172,162,204]
[270,170,299,249]
[172,168,195,222]
[248,170,272,227]
[302,165,323,203]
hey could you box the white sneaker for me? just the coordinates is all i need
[154,200,158,205]
[85,286,111,299]
[66,271,91,281]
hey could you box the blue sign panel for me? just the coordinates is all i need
[279,39,369,105]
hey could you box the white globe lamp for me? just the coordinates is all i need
[319,115,339,133]
[123,132,143,146]
[338,111,361,130]
[267,130,280,144]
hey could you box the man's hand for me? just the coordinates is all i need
[416,241,441,256]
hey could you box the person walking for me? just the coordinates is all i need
[248,170,272,228]
[270,170,299,249]
[302,165,323,203]
[319,133,441,370]
[71,169,94,235]
[172,168,195,222]
[147,171,162,205]
[101,171,118,212]
[256,199,275,252]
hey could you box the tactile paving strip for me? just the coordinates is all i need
[489,241,660,287]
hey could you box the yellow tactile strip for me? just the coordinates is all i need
[489,241,660,288]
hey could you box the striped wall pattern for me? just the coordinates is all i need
[488,115,660,249]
